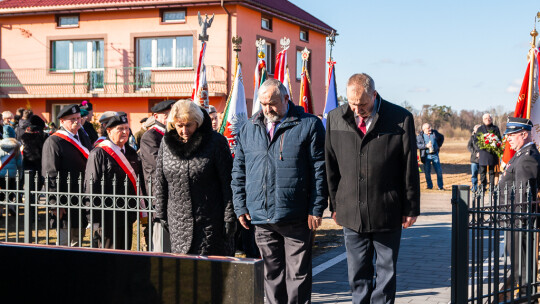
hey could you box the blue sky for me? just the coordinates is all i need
[290,0,539,112]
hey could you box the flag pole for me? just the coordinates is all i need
[326,30,338,97]
[527,19,538,119]
[218,35,242,133]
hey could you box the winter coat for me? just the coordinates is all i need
[467,133,480,164]
[416,129,444,163]
[232,101,328,225]
[15,119,30,140]
[154,110,235,255]
[325,96,421,233]
[475,124,501,166]
[20,131,47,172]
[0,138,22,178]
[3,125,16,139]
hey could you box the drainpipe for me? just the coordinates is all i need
[221,0,231,97]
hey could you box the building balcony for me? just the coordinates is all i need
[0,66,228,98]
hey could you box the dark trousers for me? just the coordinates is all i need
[479,165,495,191]
[343,227,402,304]
[254,221,312,304]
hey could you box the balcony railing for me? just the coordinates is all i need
[0,66,228,96]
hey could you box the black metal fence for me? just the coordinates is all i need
[0,170,157,251]
[452,184,540,303]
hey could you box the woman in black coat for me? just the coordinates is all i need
[154,99,235,256]
[84,113,143,250]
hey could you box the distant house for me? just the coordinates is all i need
[0,0,334,128]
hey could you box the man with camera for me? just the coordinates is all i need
[417,123,445,190]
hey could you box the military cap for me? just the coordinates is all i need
[57,104,80,119]
[105,112,129,129]
[207,105,217,114]
[151,100,176,113]
[81,100,93,111]
[98,111,117,124]
[504,117,533,135]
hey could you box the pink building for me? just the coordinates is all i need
[0,0,334,129]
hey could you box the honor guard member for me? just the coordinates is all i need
[84,113,143,250]
[94,111,120,147]
[499,117,540,292]
[139,99,175,252]
[42,104,91,246]
[81,100,99,144]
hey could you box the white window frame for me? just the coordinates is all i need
[52,40,103,72]
[57,15,79,28]
[162,10,186,23]
[137,36,193,70]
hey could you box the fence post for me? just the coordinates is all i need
[451,185,469,304]
[23,170,34,244]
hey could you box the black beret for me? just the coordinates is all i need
[140,117,148,124]
[504,117,533,135]
[81,100,93,111]
[57,104,80,119]
[105,113,129,129]
[151,100,176,113]
[29,115,46,130]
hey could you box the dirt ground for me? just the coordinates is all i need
[312,138,471,257]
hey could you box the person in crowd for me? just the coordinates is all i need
[46,122,58,134]
[208,105,219,131]
[154,99,236,256]
[13,107,24,127]
[2,111,16,139]
[416,122,445,190]
[0,137,22,216]
[499,117,540,295]
[140,99,175,252]
[468,124,481,192]
[475,113,501,191]
[94,111,118,147]
[81,101,98,144]
[325,73,420,304]
[42,105,92,246]
[134,117,148,147]
[232,79,327,303]
[85,113,143,250]
[20,115,47,179]
[16,109,33,140]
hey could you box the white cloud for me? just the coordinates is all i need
[506,78,522,93]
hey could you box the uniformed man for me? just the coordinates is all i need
[42,104,92,246]
[139,99,175,252]
[81,101,99,144]
[94,111,119,147]
[499,117,540,294]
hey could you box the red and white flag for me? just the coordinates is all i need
[502,47,540,165]
[220,63,248,156]
[274,49,291,97]
[192,42,209,109]
[299,70,313,114]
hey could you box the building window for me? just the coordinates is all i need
[57,15,79,28]
[161,9,186,23]
[296,49,311,80]
[52,39,104,71]
[265,42,275,75]
[261,16,272,31]
[300,29,309,42]
[137,36,193,69]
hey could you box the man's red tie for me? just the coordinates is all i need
[269,122,277,140]
[357,117,366,135]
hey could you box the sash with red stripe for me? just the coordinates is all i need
[0,150,17,172]
[93,136,107,147]
[97,140,148,220]
[53,130,89,159]
[150,125,165,136]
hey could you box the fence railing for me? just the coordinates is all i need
[0,66,228,96]
[451,184,540,304]
[0,170,157,252]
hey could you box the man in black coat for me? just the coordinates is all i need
[475,113,501,191]
[42,104,92,246]
[498,117,540,293]
[325,73,420,304]
[139,99,174,252]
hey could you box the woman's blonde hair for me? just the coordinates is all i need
[167,99,204,131]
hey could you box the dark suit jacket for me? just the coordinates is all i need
[499,143,540,202]
[325,95,420,233]
[475,124,501,166]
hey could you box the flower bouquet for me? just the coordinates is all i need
[477,132,504,158]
